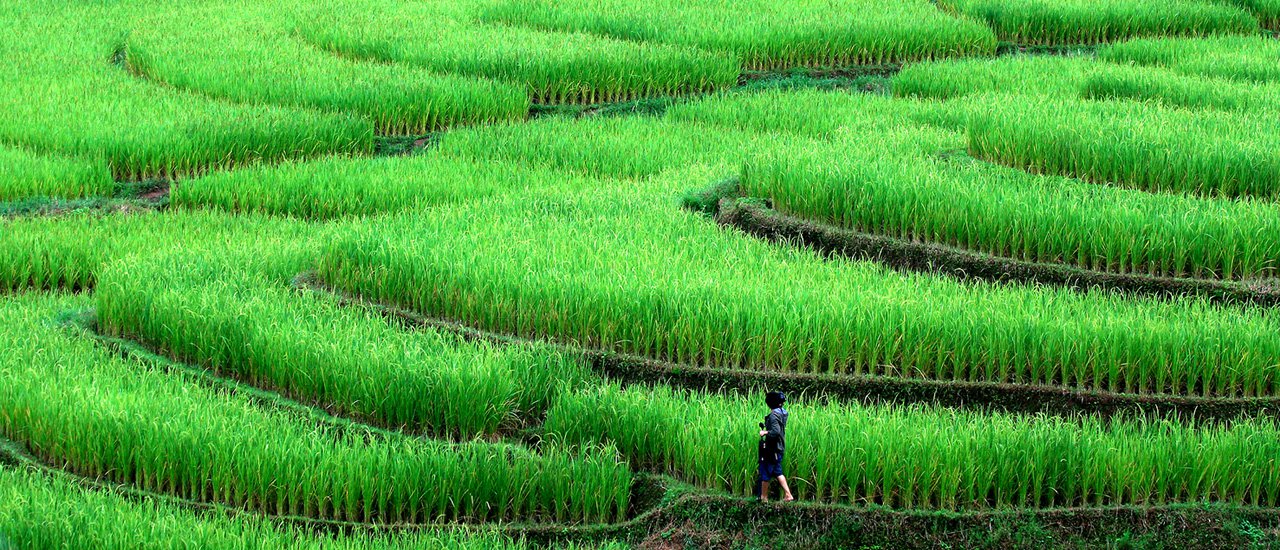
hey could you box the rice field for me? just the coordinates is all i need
[319,176,1280,398]
[481,0,999,70]
[295,0,740,104]
[6,0,1280,546]
[936,0,1259,44]
[125,0,529,135]
[549,384,1280,508]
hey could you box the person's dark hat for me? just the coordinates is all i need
[765,391,786,408]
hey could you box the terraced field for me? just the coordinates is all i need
[3,0,1280,548]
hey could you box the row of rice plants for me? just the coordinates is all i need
[172,153,605,220]
[1082,64,1280,113]
[317,173,1280,398]
[295,0,739,105]
[0,294,629,524]
[935,0,1258,45]
[1099,36,1280,83]
[95,251,590,437]
[0,2,371,180]
[664,88,928,138]
[0,147,112,202]
[125,0,528,135]
[967,95,1280,200]
[0,209,316,292]
[742,123,1280,281]
[435,114,803,179]
[0,468,547,549]
[546,384,1280,508]
[892,55,1100,100]
[1220,0,1280,26]
[481,0,997,70]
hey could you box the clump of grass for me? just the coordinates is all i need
[936,0,1258,45]
[892,55,1100,100]
[743,123,1280,281]
[95,251,592,437]
[0,147,112,202]
[547,383,1280,508]
[666,88,923,138]
[1214,0,1280,28]
[0,210,316,292]
[172,153,606,219]
[296,0,739,104]
[0,467,536,549]
[318,169,1280,399]
[435,115,786,179]
[481,0,997,70]
[125,0,528,135]
[1099,35,1280,83]
[0,293,630,524]
[1082,64,1280,112]
[967,94,1280,200]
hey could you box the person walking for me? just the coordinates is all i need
[758,391,794,503]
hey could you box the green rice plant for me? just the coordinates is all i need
[893,55,1100,99]
[295,0,738,105]
[936,0,1258,45]
[0,293,629,524]
[436,115,801,179]
[546,383,1280,508]
[666,89,926,138]
[172,153,606,219]
[967,94,1280,200]
[1212,0,1280,27]
[481,0,997,70]
[125,0,528,135]
[0,2,372,180]
[0,147,112,202]
[1082,64,1280,112]
[318,168,1280,398]
[743,124,1280,280]
[0,210,315,292]
[0,468,536,549]
[1099,36,1280,83]
[95,251,592,437]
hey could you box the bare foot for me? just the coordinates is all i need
[783,496,795,502]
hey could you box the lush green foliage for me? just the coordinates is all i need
[1099,36,1280,83]
[126,0,528,135]
[95,251,591,437]
[1082,64,1280,112]
[436,115,782,178]
[0,210,314,292]
[0,467,533,549]
[1220,0,1280,27]
[548,384,1280,507]
[0,147,112,201]
[743,122,1280,280]
[937,0,1258,44]
[893,55,1099,99]
[320,173,1280,398]
[666,89,924,137]
[173,153,604,219]
[968,95,1280,201]
[482,0,997,69]
[0,294,629,524]
[0,2,371,180]
[296,0,738,104]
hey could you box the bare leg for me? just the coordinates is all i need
[760,480,770,502]
[777,476,794,501]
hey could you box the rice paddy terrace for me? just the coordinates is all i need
[3,0,1280,548]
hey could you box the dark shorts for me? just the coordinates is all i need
[758,452,784,481]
